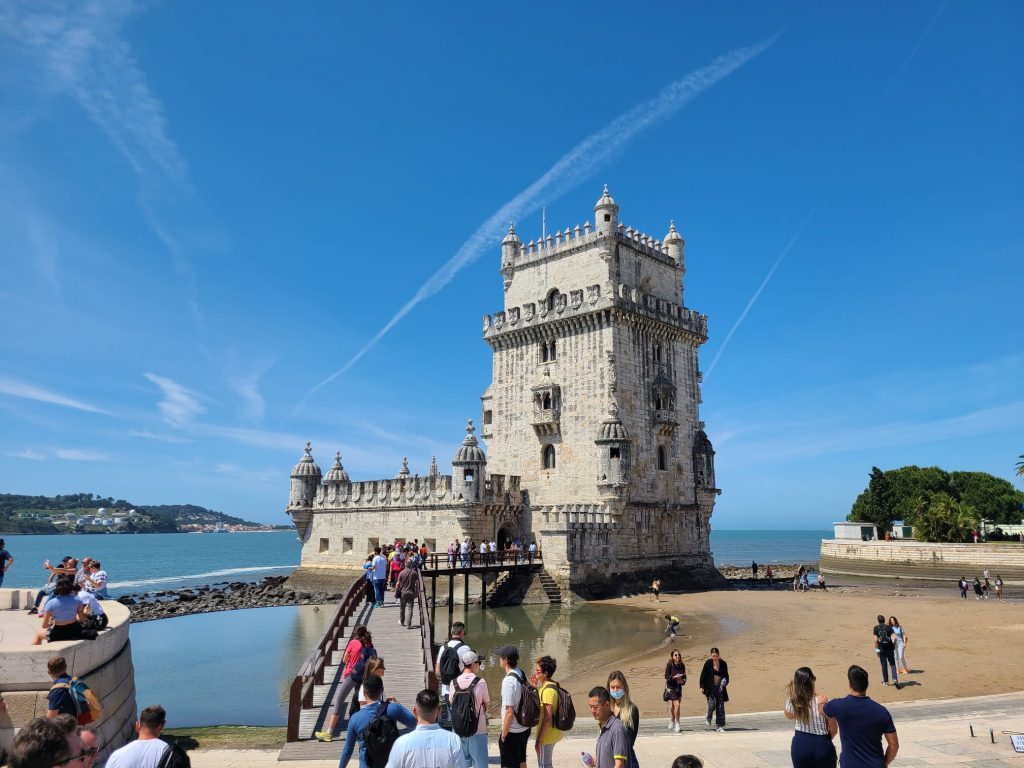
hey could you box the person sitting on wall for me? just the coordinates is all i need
[32,577,84,645]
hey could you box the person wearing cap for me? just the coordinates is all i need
[451,647,489,768]
[0,539,13,588]
[496,645,530,768]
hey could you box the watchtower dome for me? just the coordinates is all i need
[594,184,619,235]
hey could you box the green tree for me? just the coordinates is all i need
[1016,455,1024,478]
[949,471,1024,524]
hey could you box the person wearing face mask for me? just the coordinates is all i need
[606,671,640,768]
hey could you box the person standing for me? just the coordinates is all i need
[888,617,908,676]
[650,579,661,603]
[783,667,837,768]
[698,647,729,732]
[663,650,686,733]
[317,625,368,742]
[532,655,564,768]
[386,688,466,768]
[496,645,531,768]
[872,615,900,689]
[821,665,898,768]
[751,561,758,580]
[972,577,983,599]
[371,547,388,607]
[995,575,1004,600]
[451,648,489,768]
[105,705,176,767]
[340,675,416,768]
[460,540,470,568]
[0,539,13,588]
[396,561,419,630]
[607,671,640,768]
[587,686,630,768]
[958,577,969,599]
[765,564,774,584]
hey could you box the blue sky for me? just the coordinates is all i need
[0,0,1021,528]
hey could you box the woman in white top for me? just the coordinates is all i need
[889,616,909,675]
[784,667,837,768]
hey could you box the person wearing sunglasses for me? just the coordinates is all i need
[5,715,87,768]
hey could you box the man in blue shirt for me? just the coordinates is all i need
[339,674,416,768]
[0,539,12,588]
[822,665,899,768]
[386,688,466,768]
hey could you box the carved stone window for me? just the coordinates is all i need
[543,444,556,470]
[657,446,668,471]
[540,339,557,363]
[610,446,621,460]
[546,289,561,312]
[531,383,561,437]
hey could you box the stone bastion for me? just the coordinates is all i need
[0,588,137,762]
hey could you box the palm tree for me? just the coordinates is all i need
[1016,454,1024,477]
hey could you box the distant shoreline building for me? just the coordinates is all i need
[288,188,721,598]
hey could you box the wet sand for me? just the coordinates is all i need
[559,584,1024,718]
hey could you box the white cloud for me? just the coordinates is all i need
[54,447,108,462]
[7,448,46,460]
[227,371,266,423]
[144,373,204,427]
[0,374,109,414]
[130,429,193,445]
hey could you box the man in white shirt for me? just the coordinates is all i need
[496,645,531,768]
[460,540,470,568]
[386,689,466,768]
[105,705,174,768]
[371,547,388,607]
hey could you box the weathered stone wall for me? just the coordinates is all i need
[820,540,1024,583]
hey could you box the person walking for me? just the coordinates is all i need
[873,615,900,689]
[663,650,686,733]
[496,645,531,768]
[587,686,630,768]
[386,688,466,768]
[972,577,983,599]
[105,705,177,767]
[396,560,419,629]
[354,657,392,713]
[821,665,898,768]
[888,617,909,675]
[958,576,969,599]
[995,575,1004,600]
[317,625,369,742]
[783,667,837,768]
[451,648,489,768]
[370,547,388,607]
[698,647,728,732]
[340,675,416,768]
[607,671,640,768]
[436,622,468,727]
[532,655,564,768]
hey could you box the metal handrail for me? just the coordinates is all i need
[286,576,369,742]
[425,549,541,570]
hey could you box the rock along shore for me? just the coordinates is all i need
[118,576,345,622]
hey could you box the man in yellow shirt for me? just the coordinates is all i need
[532,655,563,768]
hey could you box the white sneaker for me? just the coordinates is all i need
[673,723,681,733]
[716,727,725,733]
[706,716,712,728]
[667,722,674,731]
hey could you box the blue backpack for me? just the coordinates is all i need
[351,643,377,682]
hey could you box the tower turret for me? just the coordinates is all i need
[693,428,716,490]
[323,451,350,486]
[664,220,685,265]
[501,223,521,291]
[595,404,631,501]
[594,184,619,236]
[289,442,321,507]
[451,419,487,502]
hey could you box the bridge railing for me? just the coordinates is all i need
[425,549,541,570]
[415,569,439,692]
[286,576,369,742]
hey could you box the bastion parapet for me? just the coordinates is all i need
[0,589,137,763]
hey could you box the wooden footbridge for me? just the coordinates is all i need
[279,552,545,761]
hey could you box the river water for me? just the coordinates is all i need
[1,529,827,726]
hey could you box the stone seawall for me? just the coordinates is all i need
[820,540,1024,583]
[0,589,137,763]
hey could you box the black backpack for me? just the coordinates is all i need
[450,676,481,737]
[439,641,465,685]
[875,625,893,648]
[156,743,191,768]
[364,703,400,768]
[551,683,576,732]
[351,644,378,683]
[508,669,541,728]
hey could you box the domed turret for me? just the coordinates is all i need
[595,404,631,497]
[501,222,521,291]
[452,419,486,502]
[395,457,411,479]
[693,429,716,489]
[594,184,619,236]
[289,442,321,507]
[664,220,684,264]
[597,403,630,442]
[323,451,350,485]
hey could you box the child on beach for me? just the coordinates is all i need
[665,615,680,638]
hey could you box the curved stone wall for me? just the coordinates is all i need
[820,540,1024,583]
[0,588,137,763]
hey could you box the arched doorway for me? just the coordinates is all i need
[496,524,513,552]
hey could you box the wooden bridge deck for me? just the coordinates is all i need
[279,597,430,761]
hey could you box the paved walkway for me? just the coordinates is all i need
[189,692,1024,767]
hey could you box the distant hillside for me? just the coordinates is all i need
[0,493,275,534]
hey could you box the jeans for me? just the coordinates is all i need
[790,730,836,768]
[461,733,489,768]
[706,690,726,727]
[536,742,554,768]
[372,578,385,606]
[878,647,898,684]
[400,594,416,627]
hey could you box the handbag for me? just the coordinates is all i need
[662,686,672,702]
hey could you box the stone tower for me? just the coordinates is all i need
[481,187,720,593]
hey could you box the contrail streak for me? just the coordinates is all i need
[296,35,779,412]
[704,0,948,379]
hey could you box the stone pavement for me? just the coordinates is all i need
[186,692,1024,768]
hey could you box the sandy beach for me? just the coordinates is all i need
[560,584,1024,718]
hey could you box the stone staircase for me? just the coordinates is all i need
[537,570,562,603]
